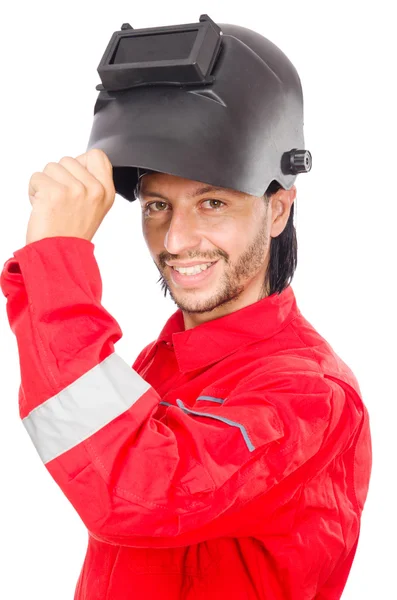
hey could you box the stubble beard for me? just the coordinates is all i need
[155,212,270,315]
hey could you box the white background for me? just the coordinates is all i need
[0,0,394,597]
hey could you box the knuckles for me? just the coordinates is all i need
[72,180,87,197]
[59,155,73,165]
[88,180,106,200]
[88,148,109,163]
[31,151,113,206]
[43,161,58,172]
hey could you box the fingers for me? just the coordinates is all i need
[58,157,106,200]
[28,149,115,208]
[28,171,66,204]
[74,149,115,206]
[43,161,89,197]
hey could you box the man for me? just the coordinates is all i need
[1,16,372,600]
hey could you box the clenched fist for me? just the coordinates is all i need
[26,148,116,245]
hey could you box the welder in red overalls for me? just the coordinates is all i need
[1,14,372,600]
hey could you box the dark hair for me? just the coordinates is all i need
[134,176,297,298]
[263,179,297,296]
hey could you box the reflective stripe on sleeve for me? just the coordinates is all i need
[22,352,151,464]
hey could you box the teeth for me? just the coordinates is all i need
[173,262,213,275]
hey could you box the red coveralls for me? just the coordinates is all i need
[1,236,372,600]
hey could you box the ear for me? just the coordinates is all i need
[270,185,296,237]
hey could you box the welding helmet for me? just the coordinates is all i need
[86,14,312,202]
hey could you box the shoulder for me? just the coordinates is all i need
[227,354,343,426]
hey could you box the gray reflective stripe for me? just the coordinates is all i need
[175,399,255,452]
[160,398,223,407]
[196,395,224,404]
[22,352,151,464]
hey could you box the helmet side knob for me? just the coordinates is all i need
[284,149,312,174]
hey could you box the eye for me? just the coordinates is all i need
[142,201,169,215]
[202,199,225,210]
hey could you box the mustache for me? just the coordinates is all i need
[158,251,228,268]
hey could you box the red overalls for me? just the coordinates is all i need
[1,236,372,599]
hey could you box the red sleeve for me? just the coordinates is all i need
[0,236,361,548]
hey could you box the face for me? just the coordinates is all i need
[138,172,295,329]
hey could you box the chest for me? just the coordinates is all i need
[137,340,261,410]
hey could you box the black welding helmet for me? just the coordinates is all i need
[86,14,312,202]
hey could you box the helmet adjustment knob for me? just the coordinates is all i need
[285,149,312,174]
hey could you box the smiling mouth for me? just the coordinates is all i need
[170,261,217,271]
[168,260,219,285]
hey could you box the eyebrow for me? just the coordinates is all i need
[139,185,237,201]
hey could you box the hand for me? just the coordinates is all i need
[26,148,116,245]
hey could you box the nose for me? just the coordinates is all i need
[164,209,202,256]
